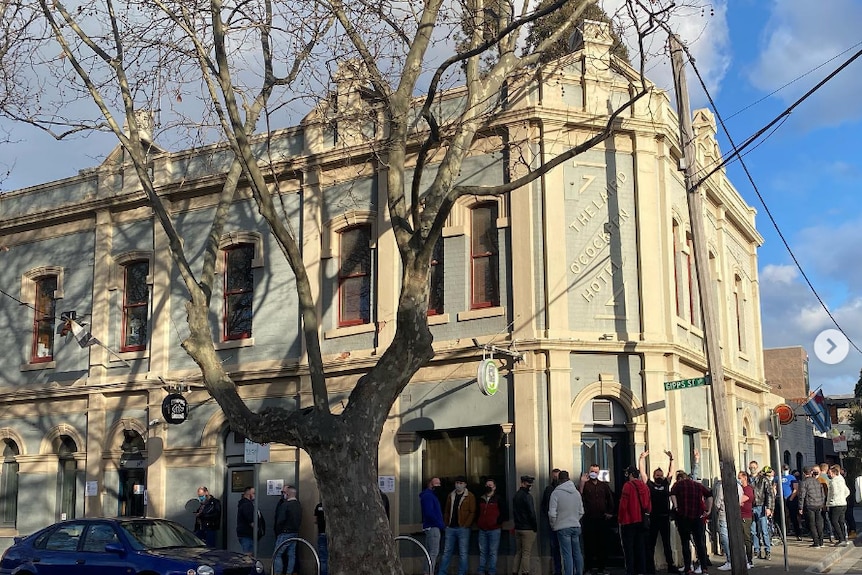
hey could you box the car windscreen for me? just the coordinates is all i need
[119,521,205,550]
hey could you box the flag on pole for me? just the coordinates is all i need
[802,389,831,434]
[67,318,100,348]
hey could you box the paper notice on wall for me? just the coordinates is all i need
[378,475,395,493]
[85,481,98,497]
[598,470,611,483]
[267,479,284,496]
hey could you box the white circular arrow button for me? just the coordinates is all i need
[814,329,849,365]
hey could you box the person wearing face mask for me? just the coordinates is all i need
[420,477,445,575]
[437,476,476,575]
[512,475,538,575]
[193,486,222,547]
[477,478,506,575]
[580,464,614,575]
[638,450,678,575]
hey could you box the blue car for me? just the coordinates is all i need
[0,517,266,575]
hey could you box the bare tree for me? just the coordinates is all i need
[6,0,692,572]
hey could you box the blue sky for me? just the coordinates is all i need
[2,1,861,395]
[681,0,862,396]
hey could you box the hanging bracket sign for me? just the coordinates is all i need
[161,393,189,424]
[477,358,500,396]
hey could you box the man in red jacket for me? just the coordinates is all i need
[477,478,506,575]
[619,466,652,575]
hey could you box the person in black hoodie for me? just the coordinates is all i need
[513,475,538,575]
[236,486,255,554]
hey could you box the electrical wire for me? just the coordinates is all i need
[691,46,862,189]
[680,45,862,357]
[725,40,862,121]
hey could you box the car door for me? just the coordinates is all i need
[31,522,87,575]
[76,522,131,574]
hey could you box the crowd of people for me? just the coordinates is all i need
[185,457,859,575]
[418,455,859,575]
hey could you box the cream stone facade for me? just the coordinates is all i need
[0,21,778,572]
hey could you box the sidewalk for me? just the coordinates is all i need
[736,504,862,575]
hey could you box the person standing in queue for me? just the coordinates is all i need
[580,464,614,575]
[420,477,445,575]
[193,486,222,547]
[437,475,476,575]
[638,450,678,574]
[618,466,651,575]
[513,475,538,575]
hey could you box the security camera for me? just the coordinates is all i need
[149,418,161,427]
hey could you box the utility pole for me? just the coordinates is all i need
[669,34,749,575]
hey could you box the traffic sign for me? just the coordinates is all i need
[663,376,711,391]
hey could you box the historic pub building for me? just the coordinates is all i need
[0,22,778,571]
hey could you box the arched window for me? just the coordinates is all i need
[56,435,77,521]
[796,452,804,474]
[783,450,791,468]
[0,439,19,527]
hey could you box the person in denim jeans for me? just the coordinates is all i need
[437,476,476,575]
[549,471,585,575]
[273,485,302,575]
[714,478,748,570]
[477,478,506,575]
[420,477,445,575]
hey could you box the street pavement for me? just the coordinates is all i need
[722,505,862,575]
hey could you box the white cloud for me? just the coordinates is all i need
[748,0,862,128]
[760,267,862,395]
[761,263,798,285]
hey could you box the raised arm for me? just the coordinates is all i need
[639,450,649,481]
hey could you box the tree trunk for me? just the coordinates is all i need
[310,432,402,575]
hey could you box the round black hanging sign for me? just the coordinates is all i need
[161,393,189,424]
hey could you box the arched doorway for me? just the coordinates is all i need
[1,439,19,527]
[119,430,147,516]
[55,435,77,521]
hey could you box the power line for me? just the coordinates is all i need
[691,46,862,189]
[726,40,862,121]
[679,44,862,357]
